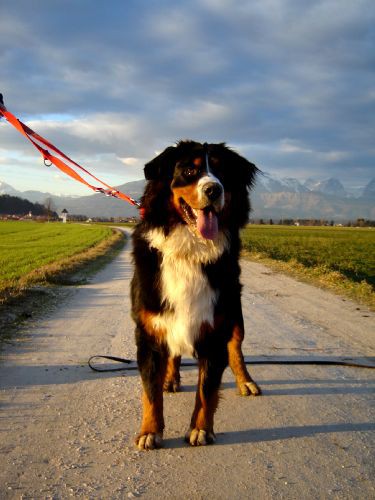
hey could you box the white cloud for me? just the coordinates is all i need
[118,157,140,166]
[171,101,232,130]
[319,151,350,162]
[0,0,373,194]
[279,140,349,164]
[279,139,313,154]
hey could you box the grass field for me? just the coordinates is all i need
[0,221,122,302]
[241,225,375,307]
[1,221,374,309]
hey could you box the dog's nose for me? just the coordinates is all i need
[203,182,223,201]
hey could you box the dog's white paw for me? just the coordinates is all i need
[136,433,163,451]
[185,428,216,446]
[239,381,262,396]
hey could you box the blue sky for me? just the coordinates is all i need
[0,0,374,196]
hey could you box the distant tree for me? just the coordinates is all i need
[44,197,56,222]
[356,218,365,227]
[0,194,47,216]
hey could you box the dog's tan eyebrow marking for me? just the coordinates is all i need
[193,158,202,167]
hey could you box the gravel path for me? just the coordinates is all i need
[1,231,374,499]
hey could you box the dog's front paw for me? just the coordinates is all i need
[136,433,163,451]
[239,381,262,396]
[185,428,216,446]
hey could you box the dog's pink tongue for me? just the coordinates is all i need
[197,209,218,240]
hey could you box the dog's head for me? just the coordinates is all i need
[142,140,259,238]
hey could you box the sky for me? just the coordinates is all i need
[0,0,374,196]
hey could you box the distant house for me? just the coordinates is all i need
[60,208,68,223]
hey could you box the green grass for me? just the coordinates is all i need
[241,225,375,307]
[0,221,121,301]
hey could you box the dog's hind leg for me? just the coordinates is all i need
[228,324,261,396]
[163,355,181,392]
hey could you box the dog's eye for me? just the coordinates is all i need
[184,167,196,178]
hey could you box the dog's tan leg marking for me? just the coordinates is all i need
[136,352,167,451]
[136,391,165,450]
[228,325,261,396]
[163,355,181,393]
[186,361,219,446]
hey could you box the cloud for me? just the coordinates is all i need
[319,151,350,163]
[0,0,374,194]
[118,157,141,167]
[279,140,313,155]
[169,101,232,139]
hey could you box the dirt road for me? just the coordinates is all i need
[1,231,374,499]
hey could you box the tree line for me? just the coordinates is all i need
[0,194,58,217]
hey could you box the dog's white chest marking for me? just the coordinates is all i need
[146,226,229,356]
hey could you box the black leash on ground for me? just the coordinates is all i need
[88,354,375,372]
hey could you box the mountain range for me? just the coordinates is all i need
[1,173,374,221]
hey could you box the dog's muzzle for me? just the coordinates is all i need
[203,182,223,203]
[198,176,224,213]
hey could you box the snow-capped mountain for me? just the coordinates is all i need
[362,178,375,199]
[0,180,18,196]
[1,175,374,220]
[304,178,347,198]
[255,172,310,193]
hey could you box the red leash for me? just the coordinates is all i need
[0,94,140,207]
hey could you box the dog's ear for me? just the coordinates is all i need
[214,144,259,188]
[234,153,259,188]
[223,146,259,188]
[144,146,177,181]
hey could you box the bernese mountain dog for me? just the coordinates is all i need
[131,140,261,450]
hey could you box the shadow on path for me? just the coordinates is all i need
[164,421,375,449]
